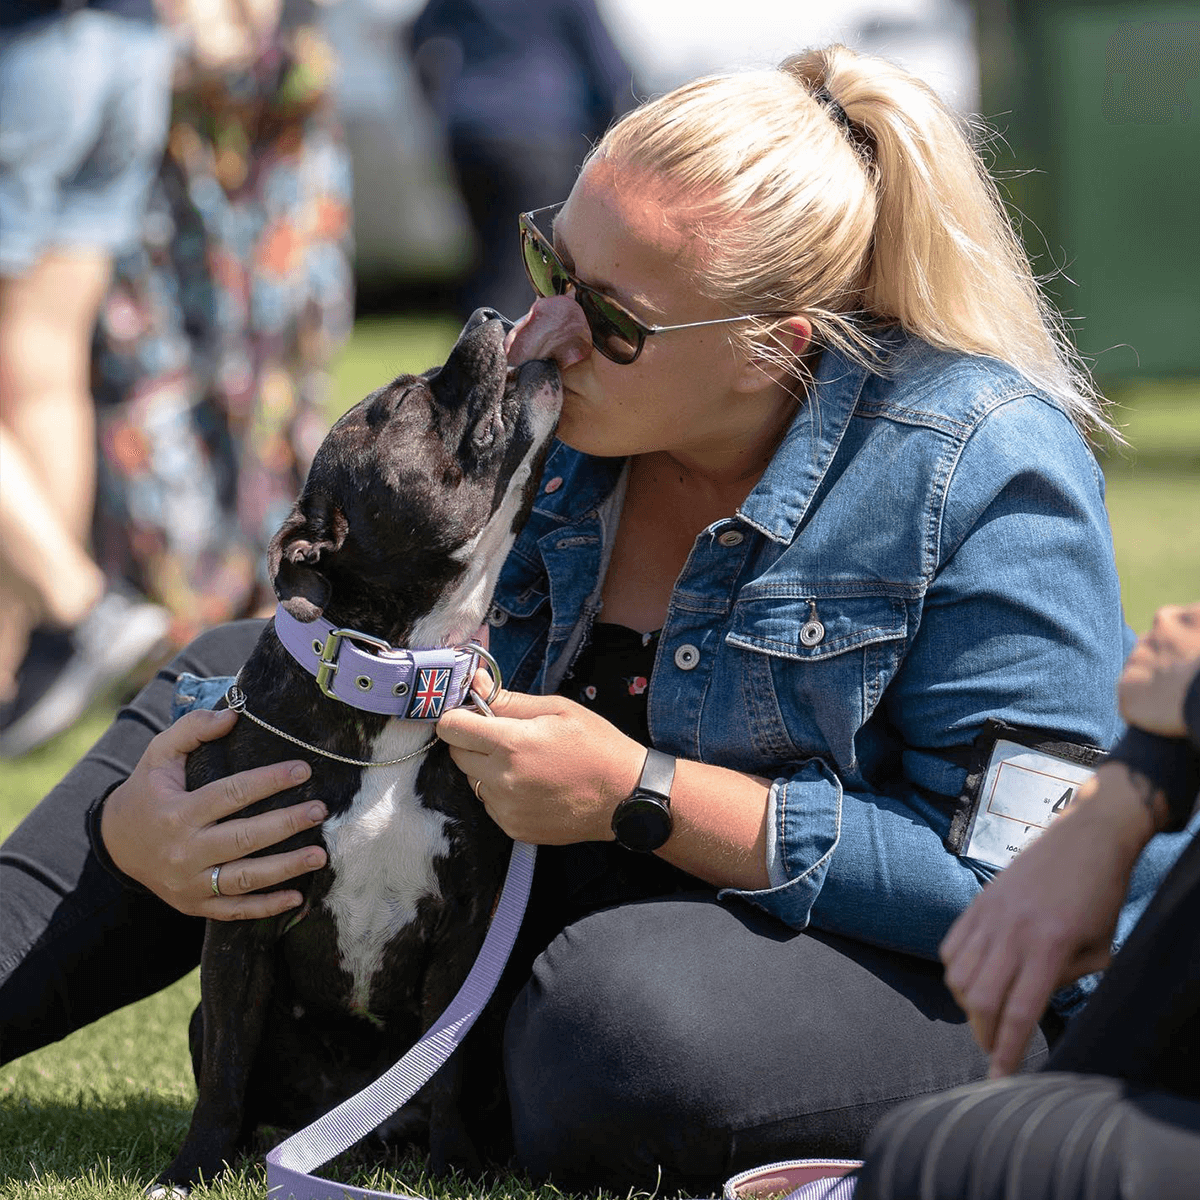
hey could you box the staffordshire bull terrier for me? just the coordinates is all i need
[153,304,586,1192]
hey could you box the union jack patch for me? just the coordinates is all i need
[410,666,452,718]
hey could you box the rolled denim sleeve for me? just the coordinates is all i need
[726,771,985,960]
[723,395,1194,982]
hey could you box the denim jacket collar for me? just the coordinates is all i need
[738,333,883,544]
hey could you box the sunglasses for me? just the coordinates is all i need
[519,203,781,365]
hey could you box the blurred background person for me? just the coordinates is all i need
[0,0,175,759]
[89,0,355,654]
[408,0,635,322]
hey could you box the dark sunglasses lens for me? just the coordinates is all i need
[519,215,644,364]
[578,293,642,364]
[521,224,564,298]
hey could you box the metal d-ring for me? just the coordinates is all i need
[465,641,503,712]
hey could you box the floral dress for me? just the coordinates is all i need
[91,0,353,647]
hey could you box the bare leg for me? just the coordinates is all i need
[0,424,105,626]
[0,250,112,690]
[0,250,169,755]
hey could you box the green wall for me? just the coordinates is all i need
[978,1,1199,383]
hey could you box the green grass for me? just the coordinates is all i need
[1,316,1197,1199]
[327,314,461,420]
[1100,378,1200,632]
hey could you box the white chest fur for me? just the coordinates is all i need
[320,724,450,1013]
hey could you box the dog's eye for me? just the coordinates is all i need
[472,411,503,452]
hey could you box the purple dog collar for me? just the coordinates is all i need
[273,605,498,720]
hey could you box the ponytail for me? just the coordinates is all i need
[592,44,1115,443]
[786,45,1113,442]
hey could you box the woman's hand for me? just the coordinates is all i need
[939,762,1157,1077]
[100,707,328,919]
[436,683,643,845]
[1119,602,1200,738]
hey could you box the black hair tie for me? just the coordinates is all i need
[812,85,854,136]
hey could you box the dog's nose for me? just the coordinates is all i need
[464,307,515,335]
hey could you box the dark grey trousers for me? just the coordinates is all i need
[501,853,1046,1195]
[854,816,1200,1200]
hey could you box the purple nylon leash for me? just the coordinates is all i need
[263,833,860,1200]
[265,840,536,1200]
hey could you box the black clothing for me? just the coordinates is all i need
[0,622,261,1061]
[565,621,660,742]
[858,1073,1200,1200]
[408,0,634,320]
[857,667,1200,1199]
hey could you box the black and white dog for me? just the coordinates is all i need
[154,310,562,1192]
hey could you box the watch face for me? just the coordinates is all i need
[612,794,672,854]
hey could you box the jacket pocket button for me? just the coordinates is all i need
[800,620,825,647]
[717,529,744,547]
[674,643,700,670]
[487,605,508,626]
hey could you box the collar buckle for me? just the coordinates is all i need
[315,626,392,699]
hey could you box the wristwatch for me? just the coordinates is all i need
[611,748,676,853]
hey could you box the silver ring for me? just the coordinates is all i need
[473,778,485,802]
[210,864,223,896]
[465,641,503,706]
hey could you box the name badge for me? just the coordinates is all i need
[947,720,1107,871]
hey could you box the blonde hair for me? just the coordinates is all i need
[588,43,1114,443]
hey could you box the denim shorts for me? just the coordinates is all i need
[0,10,173,275]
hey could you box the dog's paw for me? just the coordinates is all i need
[144,1183,190,1198]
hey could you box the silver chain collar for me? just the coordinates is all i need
[223,679,495,769]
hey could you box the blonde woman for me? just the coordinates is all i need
[2,45,1189,1194]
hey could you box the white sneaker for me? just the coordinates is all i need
[0,590,171,758]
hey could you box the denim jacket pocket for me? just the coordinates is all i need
[171,672,237,723]
[489,553,551,621]
[724,593,909,770]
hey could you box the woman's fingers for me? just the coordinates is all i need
[196,758,316,825]
[987,953,1062,1077]
[210,801,330,869]
[942,903,1043,1064]
[205,891,307,922]
[100,704,329,918]
[147,709,314,828]
[203,842,328,922]
[937,903,975,973]
[944,927,1014,1054]
[155,704,238,755]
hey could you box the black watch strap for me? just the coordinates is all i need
[637,747,676,800]
[611,748,676,853]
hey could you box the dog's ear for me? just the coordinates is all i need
[267,495,349,622]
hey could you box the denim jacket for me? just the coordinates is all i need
[483,329,1193,1013]
[176,331,1191,1014]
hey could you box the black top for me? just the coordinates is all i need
[515,620,690,937]
[562,622,660,744]
[409,0,634,141]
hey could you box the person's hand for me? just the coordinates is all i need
[939,761,1158,1077]
[436,680,643,845]
[100,707,328,919]
[1119,602,1200,738]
